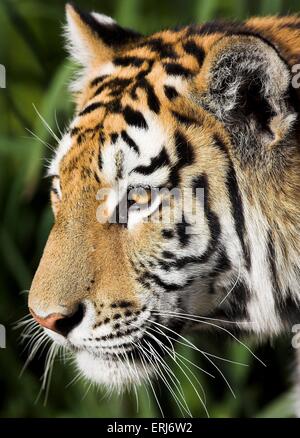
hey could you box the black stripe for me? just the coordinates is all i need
[176,215,191,247]
[110,133,118,144]
[105,99,122,113]
[98,143,103,171]
[139,78,161,114]
[164,63,194,78]
[164,85,179,100]
[182,40,205,66]
[226,164,251,270]
[132,147,170,175]
[174,130,195,166]
[73,5,141,47]
[94,172,100,183]
[142,38,178,59]
[267,232,286,322]
[171,110,199,126]
[169,130,195,186]
[191,173,221,261]
[79,102,102,116]
[114,56,146,67]
[94,77,131,97]
[121,130,139,154]
[139,271,194,292]
[90,75,109,87]
[99,130,105,144]
[123,106,148,129]
[214,135,251,270]
[162,250,176,259]
[156,173,221,271]
[268,233,280,289]
[70,127,80,136]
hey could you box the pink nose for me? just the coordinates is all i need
[29,303,84,337]
[30,309,65,331]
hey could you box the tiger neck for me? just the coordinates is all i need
[220,159,300,334]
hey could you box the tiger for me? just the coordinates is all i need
[27,3,300,416]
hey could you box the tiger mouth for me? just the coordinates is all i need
[69,330,173,361]
[65,313,185,359]
[72,321,184,387]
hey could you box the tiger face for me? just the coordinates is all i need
[28,4,300,390]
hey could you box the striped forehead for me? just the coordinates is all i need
[48,67,187,180]
[47,31,202,180]
[48,108,170,187]
[100,110,169,187]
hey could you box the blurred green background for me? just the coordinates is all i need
[0,0,299,418]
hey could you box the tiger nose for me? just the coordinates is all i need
[29,303,85,337]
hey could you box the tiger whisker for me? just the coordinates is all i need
[219,258,242,305]
[135,334,192,416]
[25,129,55,152]
[137,345,165,417]
[138,339,189,417]
[152,309,255,326]
[54,109,64,138]
[40,342,59,405]
[147,318,236,398]
[65,368,84,389]
[144,335,207,417]
[144,323,215,378]
[153,311,265,366]
[32,103,60,143]
[19,331,48,376]
[143,327,208,414]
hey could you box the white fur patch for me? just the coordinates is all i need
[164,75,188,93]
[47,132,72,176]
[65,9,115,66]
[91,12,116,26]
[244,202,281,334]
[69,60,116,95]
[101,111,168,182]
[76,350,150,390]
[65,7,116,93]
[64,16,91,67]
[95,61,116,77]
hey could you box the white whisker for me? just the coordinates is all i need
[153,311,265,367]
[32,103,60,143]
[147,318,236,397]
[219,258,242,305]
[25,129,55,152]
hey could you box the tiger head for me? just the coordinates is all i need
[28,4,298,389]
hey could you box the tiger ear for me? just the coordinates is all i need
[197,35,296,157]
[65,3,141,67]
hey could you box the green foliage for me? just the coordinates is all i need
[0,0,298,418]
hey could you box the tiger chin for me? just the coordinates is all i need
[27,3,300,413]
